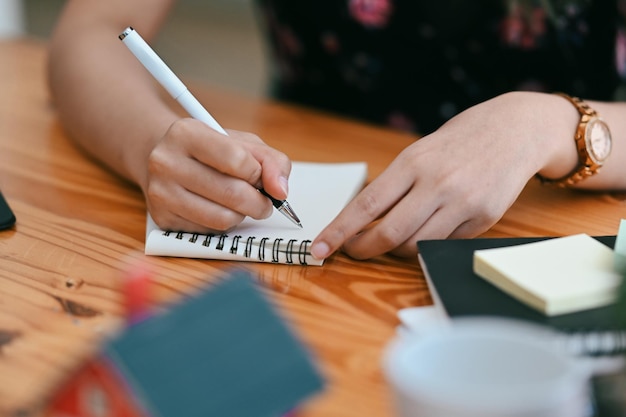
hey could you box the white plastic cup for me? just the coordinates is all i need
[383,317,592,417]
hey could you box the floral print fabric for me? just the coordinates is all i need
[256,0,626,134]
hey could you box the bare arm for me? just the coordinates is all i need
[48,0,178,186]
[47,0,292,233]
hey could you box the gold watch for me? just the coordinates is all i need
[537,93,612,187]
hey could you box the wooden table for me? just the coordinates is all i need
[0,38,624,417]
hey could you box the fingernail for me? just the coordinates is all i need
[279,176,289,196]
[311,241,330,260]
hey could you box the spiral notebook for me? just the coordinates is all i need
[145,161,368,266]
[416,236,626,356]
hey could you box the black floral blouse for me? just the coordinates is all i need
[255,0,626,135]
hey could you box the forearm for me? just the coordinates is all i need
[47,0,177,190]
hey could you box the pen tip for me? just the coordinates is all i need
[277,200,303,229]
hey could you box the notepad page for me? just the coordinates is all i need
[473,234,622,316]
[145,161,368,265]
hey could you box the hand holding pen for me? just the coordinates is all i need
[119,26,302,229]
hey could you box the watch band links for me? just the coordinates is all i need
[535,93,607,188]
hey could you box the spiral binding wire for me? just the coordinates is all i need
[558,328,626,357]
[164,230,312,265]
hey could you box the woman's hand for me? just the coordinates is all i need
[311,92,580,260]
[143,118,292,233]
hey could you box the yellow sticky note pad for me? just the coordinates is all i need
[616,219,626,274]
[473,234,622,316]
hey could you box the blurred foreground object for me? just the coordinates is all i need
[592,257,626,417]
[384,317,593,417]
[45,269,324,417]
[0,0,24,38]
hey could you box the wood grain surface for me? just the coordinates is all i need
[0,39,624,417]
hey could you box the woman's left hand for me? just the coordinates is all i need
[310,91,579,259]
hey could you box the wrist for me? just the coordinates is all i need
[532,93,581,182]
[536,93,613,188]
[124,112,179,193]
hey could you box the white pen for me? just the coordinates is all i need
[119,26,302,228]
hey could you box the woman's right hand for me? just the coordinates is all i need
[143,118,293,233]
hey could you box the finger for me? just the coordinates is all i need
[208,127,293,201]
[387,207,462,258]
[169,119,264,185]
[147,181,247,233]
[161,154,273,220]
[386,202,500,258]
[339,190,441,260]
[413,184,507,242]
[310,170,414,260]
[239,133,292,201]
[447,214,500,239]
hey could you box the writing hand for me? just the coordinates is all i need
[143,118,292,233]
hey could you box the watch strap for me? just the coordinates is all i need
[536,93,607,188]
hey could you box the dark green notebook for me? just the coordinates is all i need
[417,236,624,354]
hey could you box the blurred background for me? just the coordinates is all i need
[20,0,269,97]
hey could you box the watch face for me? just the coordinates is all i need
[585,117,612,164]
